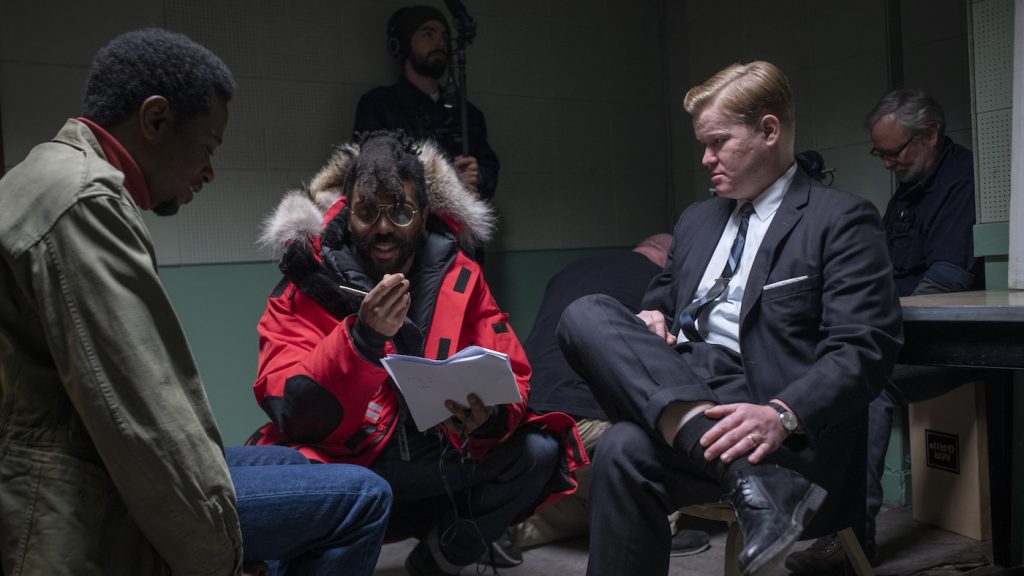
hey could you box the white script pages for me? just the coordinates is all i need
[381,345,522,432]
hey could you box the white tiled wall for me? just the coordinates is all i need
[972,0,1015,224]
[1,0,975,262]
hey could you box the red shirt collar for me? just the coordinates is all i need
[77,117,151,211]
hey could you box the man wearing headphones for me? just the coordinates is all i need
[353,5,499,200]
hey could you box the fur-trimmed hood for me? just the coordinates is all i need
[258,138,495,255]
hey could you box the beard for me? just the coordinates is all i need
[354,231,422,279]
[895,155,928,184]
[409,50,447,80]
[152,200,180,216]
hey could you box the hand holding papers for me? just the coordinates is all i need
[381,346,522,432]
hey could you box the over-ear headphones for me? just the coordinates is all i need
[795,149,834,184]
[385,5,450,62]
[386,7,408,60]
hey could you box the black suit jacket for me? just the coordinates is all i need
[644,168,903,534]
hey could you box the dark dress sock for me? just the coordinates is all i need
[672,413,755,482]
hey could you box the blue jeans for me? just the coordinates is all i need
[226,446,392,576]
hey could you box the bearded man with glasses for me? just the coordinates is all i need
[246,131,585,576]
[787,88,983,575]
[865,88,982,296]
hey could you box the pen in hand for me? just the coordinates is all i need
[354,273,411,338]
[338,284,369,298]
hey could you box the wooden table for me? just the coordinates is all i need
[899,290,1024,567]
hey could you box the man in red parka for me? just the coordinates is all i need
[247,132,584,576]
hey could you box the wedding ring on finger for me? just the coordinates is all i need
[747,433,761,446]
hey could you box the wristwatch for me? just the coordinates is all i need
[768,401,800,434]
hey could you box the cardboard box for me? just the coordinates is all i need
[909,381,991,540]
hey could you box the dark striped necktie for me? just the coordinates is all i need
[677,202,755,342]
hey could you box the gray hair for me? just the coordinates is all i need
[864,89,945,139]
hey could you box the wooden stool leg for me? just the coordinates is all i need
[836,527,875,576]
[724,521,743,576]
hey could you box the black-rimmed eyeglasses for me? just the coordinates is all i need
[869,135,917,161]
[350,201,422,227]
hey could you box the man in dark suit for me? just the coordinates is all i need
[557,61,903,576]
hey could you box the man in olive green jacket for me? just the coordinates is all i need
[0,41,241,576]
[0,29,391,576]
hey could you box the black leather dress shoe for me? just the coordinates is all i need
[726,464,827,576]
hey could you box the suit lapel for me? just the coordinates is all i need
[681,199,733,295]
[739,170,811,329]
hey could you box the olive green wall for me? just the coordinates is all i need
[160,262,282,446]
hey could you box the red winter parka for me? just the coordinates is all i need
[247,139,585,510]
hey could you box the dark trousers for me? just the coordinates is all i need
[865,365,976,538]
[558,294,751,576]
[370,423,559,565]
[558,294,752,431]
[590,422,724,575]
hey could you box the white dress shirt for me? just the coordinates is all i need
[678,163,797,353]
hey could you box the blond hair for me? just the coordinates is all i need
[683,61,794,128]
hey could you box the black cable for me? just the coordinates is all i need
[435,428,497,574]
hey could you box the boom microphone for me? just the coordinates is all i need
[444,0,477,43]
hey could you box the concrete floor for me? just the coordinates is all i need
[373,505,1021,576]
